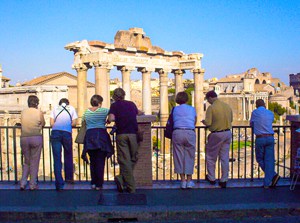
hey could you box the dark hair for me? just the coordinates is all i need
[112,88,125,101]
[90,94,103,106]
[175,91,189,104]
[256,99,265,108]
[59,98,69,106]
[28,95,39,108]
[205,90,218,99]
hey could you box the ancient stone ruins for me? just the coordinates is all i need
[65,27,205,125]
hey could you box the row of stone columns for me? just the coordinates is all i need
[241,94,269,121]
[75,64,205,126]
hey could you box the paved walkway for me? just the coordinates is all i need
[0,180,299,223]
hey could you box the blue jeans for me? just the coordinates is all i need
[51,130,73,189]
[255,136,276,186]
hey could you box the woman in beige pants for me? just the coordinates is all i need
[20,95,45,190]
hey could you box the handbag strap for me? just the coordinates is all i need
[170,106,175,119]
[54,106,72,122]
[171,106,175,115]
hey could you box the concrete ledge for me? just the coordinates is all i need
[0,204,299,223]
[0,186,299,222]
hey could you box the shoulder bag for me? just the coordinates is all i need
[164,107,175,139]
[75,120,86,144]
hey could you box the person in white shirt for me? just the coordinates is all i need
[50,98,78,191]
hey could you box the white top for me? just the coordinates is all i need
[50,105,78,133]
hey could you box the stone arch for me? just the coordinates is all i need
[255,79,260,84]
[262,79,267,84]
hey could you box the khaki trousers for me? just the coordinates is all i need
[205,131,231,182]
[20,136,43,189]
[116,134,139,193]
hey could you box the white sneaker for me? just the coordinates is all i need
[180,181,187,189]
[186,180,195,188]
[91,184,96,189]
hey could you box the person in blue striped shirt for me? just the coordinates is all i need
[81,95,114,190]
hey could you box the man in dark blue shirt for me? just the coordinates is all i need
[108,88,141,193]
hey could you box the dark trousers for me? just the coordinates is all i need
[88,150,107,187]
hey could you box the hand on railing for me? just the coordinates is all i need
[81,152,89,164]
[110,125,117,135]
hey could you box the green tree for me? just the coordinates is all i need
[268,102,286,121]
[290,100,296,109]
[167,87,195,112]
[185,87,194,105]
[168,88,176,112]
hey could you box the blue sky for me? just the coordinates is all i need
[0,0,299,85]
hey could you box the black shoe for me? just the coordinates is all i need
[126,188,136,194]
[270,174,280,188]
[114,176,123,193]
[205,174,216,185]
[56,187,64,191]
[219,181,227,188]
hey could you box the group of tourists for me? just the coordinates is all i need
[19,88,141,193]
[172,90,280,189]
[19,88,280,192]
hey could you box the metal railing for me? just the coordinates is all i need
[0,125,291,183]
[151,125,291,182]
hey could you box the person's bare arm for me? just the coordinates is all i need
[50,118,55,127]
[137,110,145,115]
[40,111,46,127]
[71,118,77,127]
[107,114,115,124]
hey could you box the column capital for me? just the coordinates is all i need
[192,68,205,74]
[117,66,135,72]
[94,62,113,70]
[74,63,91,71]
[137,67,155,73]
[156,68,171,75]
[172,69,185,76]
[93,61,101,67]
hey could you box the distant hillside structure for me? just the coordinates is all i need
[65,27,205,126]
[0,72,94,126]
[289,73,300,95]
[206,68,295,125]
[21,72,95,110]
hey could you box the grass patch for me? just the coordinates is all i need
[231,141,252,151]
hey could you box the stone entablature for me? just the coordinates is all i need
[65,28,203,72]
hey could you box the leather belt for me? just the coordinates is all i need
[174,128,195,131]
[256,134,274,138]
[211,129,230,133]
[212,129,230,133]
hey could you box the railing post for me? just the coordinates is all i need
[286,115,300,176]
[134,115,157,187]
[250,126,254,181]
[13,127,18,184]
